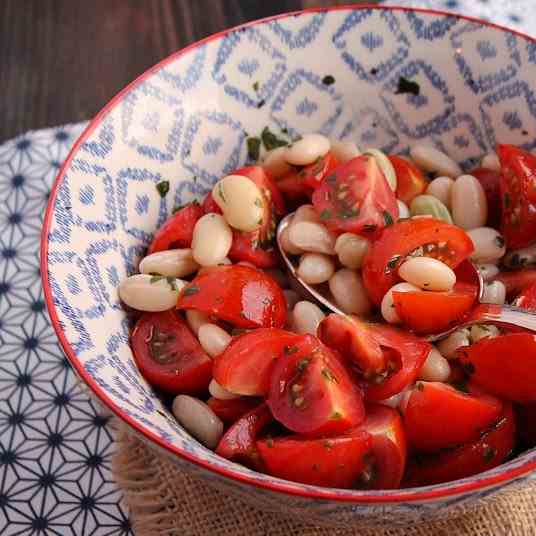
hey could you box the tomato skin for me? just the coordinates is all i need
[515,403,536,447]
[403,382,503,452]
[207,397,261,424]
[497,144,536,249]
[362,218,474,306]
[514,282,536,311]
[267,334,365,437]
[130,310,212,394]
[202,192,222,215]
[389,155,427,205]
[495,269,536,300]
[471,167,501,228]
[459,333,536,403]
[312,155,398,237]
[177,265,287,329]
[147,202,204,254]
[404,403,516,487]
[213,329,302,396]
[256,431,372,488]
[215,403,272,470]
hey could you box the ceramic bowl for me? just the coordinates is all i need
[42,5,536,528]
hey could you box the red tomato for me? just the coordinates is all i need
[389,155,427,205]
[353,404,407,489]
[404,403,516,486]
[201,192,222,214]
[471,167,501,228]
[177,265,287,329]
[215,403,272,470]
[317,314,386,380]
[279,151,339,192]
[312,154,398,237]
[213,328,302,396]
[458,333,536,403]
[497,144,536,249]
[130,310,212,394]
[514,282,536,311]
[362,218,474,306]
[392,282,477,335]
[515,403,536,447]
[267,334,365,436]
[495,269,536,299]
[147,201,204,254]
[402,382,503,452]
[207,397,260,424]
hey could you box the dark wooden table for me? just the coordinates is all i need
[0,0,377,143]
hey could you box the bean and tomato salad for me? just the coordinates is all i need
[118,134,536,490]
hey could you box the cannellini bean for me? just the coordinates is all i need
[467,227,506,263]
[481,281,506,305]
[330,140,360,163]
[264,268,289,289]
[262,147,293,179]
[297,253,335,284]
[279,224,303,255]
[437,329,470,359]
[139,249,199,278]
[410,145,462,178]
[285,134,331,166]
[451,175,488,230]
[481,152,500,172]
[503,243,536,269]
[118,274,185,312]
[426,176,454,208]
[470,324,500,343]
[399,257,456,291]
[208,379,239,400]
[410,194,452,223]
[334,233,369,270]
[198,323,232,357]
[364,148,397,190]
[418,348,451,382]
[288,221,336,255]
[292,301,325,335]
[293,204,320,224]
[172,395,223,449]
[283,290,300,310]
[185,309,211,336]
[329,269,371,315]
[381,282,420,324]
[477,263,500,282]
[192,213,233,266]
[397,199,410,219]
[212,175,264,232]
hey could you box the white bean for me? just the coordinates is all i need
[212,175,264,232]
[293,204,320,224]
[279,224,303,255]
[467,227,506,263]
[172,395,223,449]
[192,213,232,266]
[283,290,300,310]
[364,148,397,190]
[470,324,500,343]
[330,140,360,163]
[481,281,506,305]
[418,348,451,382]
[397,199,410,219]
[297,253,335,285]
[481,152,500,172]
[334,233,369,270]
[437,329,470,359]
[185,309,211,336]
[329,269,371,315]
[381,282,420,324]
[410,145,462,178]
[118,274,185,312]
[208,379,239,400]
[451,175,488,230]
[399,257,456,291]
[140,249,199,278]
[503,243,536,269]
[288,221,336,255]
[198,323,232,357]
[426,176,454,208]
[262,147,293,179]
[285,134,330,166]
[292,301,325,335]
[477,263,500,282]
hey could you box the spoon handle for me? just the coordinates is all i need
[463,303,536,332]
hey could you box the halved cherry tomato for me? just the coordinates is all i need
[267,334,365,436]
[353,404,407,489]
[495,269,536,300]
[402,382,503,452]
[215,403,272,470]
[256,431,372,488]
[515,403,536,447]
[278,151,339,194]
[201,191,222,215]
[312,154,398,237]
[404,403,515,486]
[497,144,536,249]
[362,218,474,306]
[147,201,204,254]
[471,167,501,228]
[207,397,261,424]
[458,333,536,403]
[213,328,302,396]
[513,282,536,311]
[130,310,212,394]
[388,155,427,205]
[317,314,386,380]
[177,265,287,329]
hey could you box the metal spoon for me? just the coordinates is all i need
[276,213,536,341]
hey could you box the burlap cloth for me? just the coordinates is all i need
[111,426,536,536]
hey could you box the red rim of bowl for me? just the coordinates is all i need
[41,3,536,504]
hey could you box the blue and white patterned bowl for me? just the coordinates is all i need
[42,5,536,528]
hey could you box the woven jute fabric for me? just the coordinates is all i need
[112,427,536,536]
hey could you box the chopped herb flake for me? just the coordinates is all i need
[247,137,261,161]
[495,235,505,248]
[254,198,263,208]
[253,81,259,92]
[416,382,424,391]
[395,76,420,96]
[386,255,401,271]
[482,445,497,462]
[383,211,394,226]
[261,127,288,151]
[218,182,226,203]
[284,345,299,355]
[330,411,342,420]
[183,285,200,296]
[340,207,359,219]
[156,180,170,198]
[504,193,511,208]
[150,275,165,284]
[296,358,310,372]
[363,224,377,233]
[453,380,469,394]
[319,209,332,220]
[463,362,475,375]
[257,99,266,108]
[322,368,338,383]
[322,75,335,86]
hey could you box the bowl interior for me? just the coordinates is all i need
[43,6,536,501]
